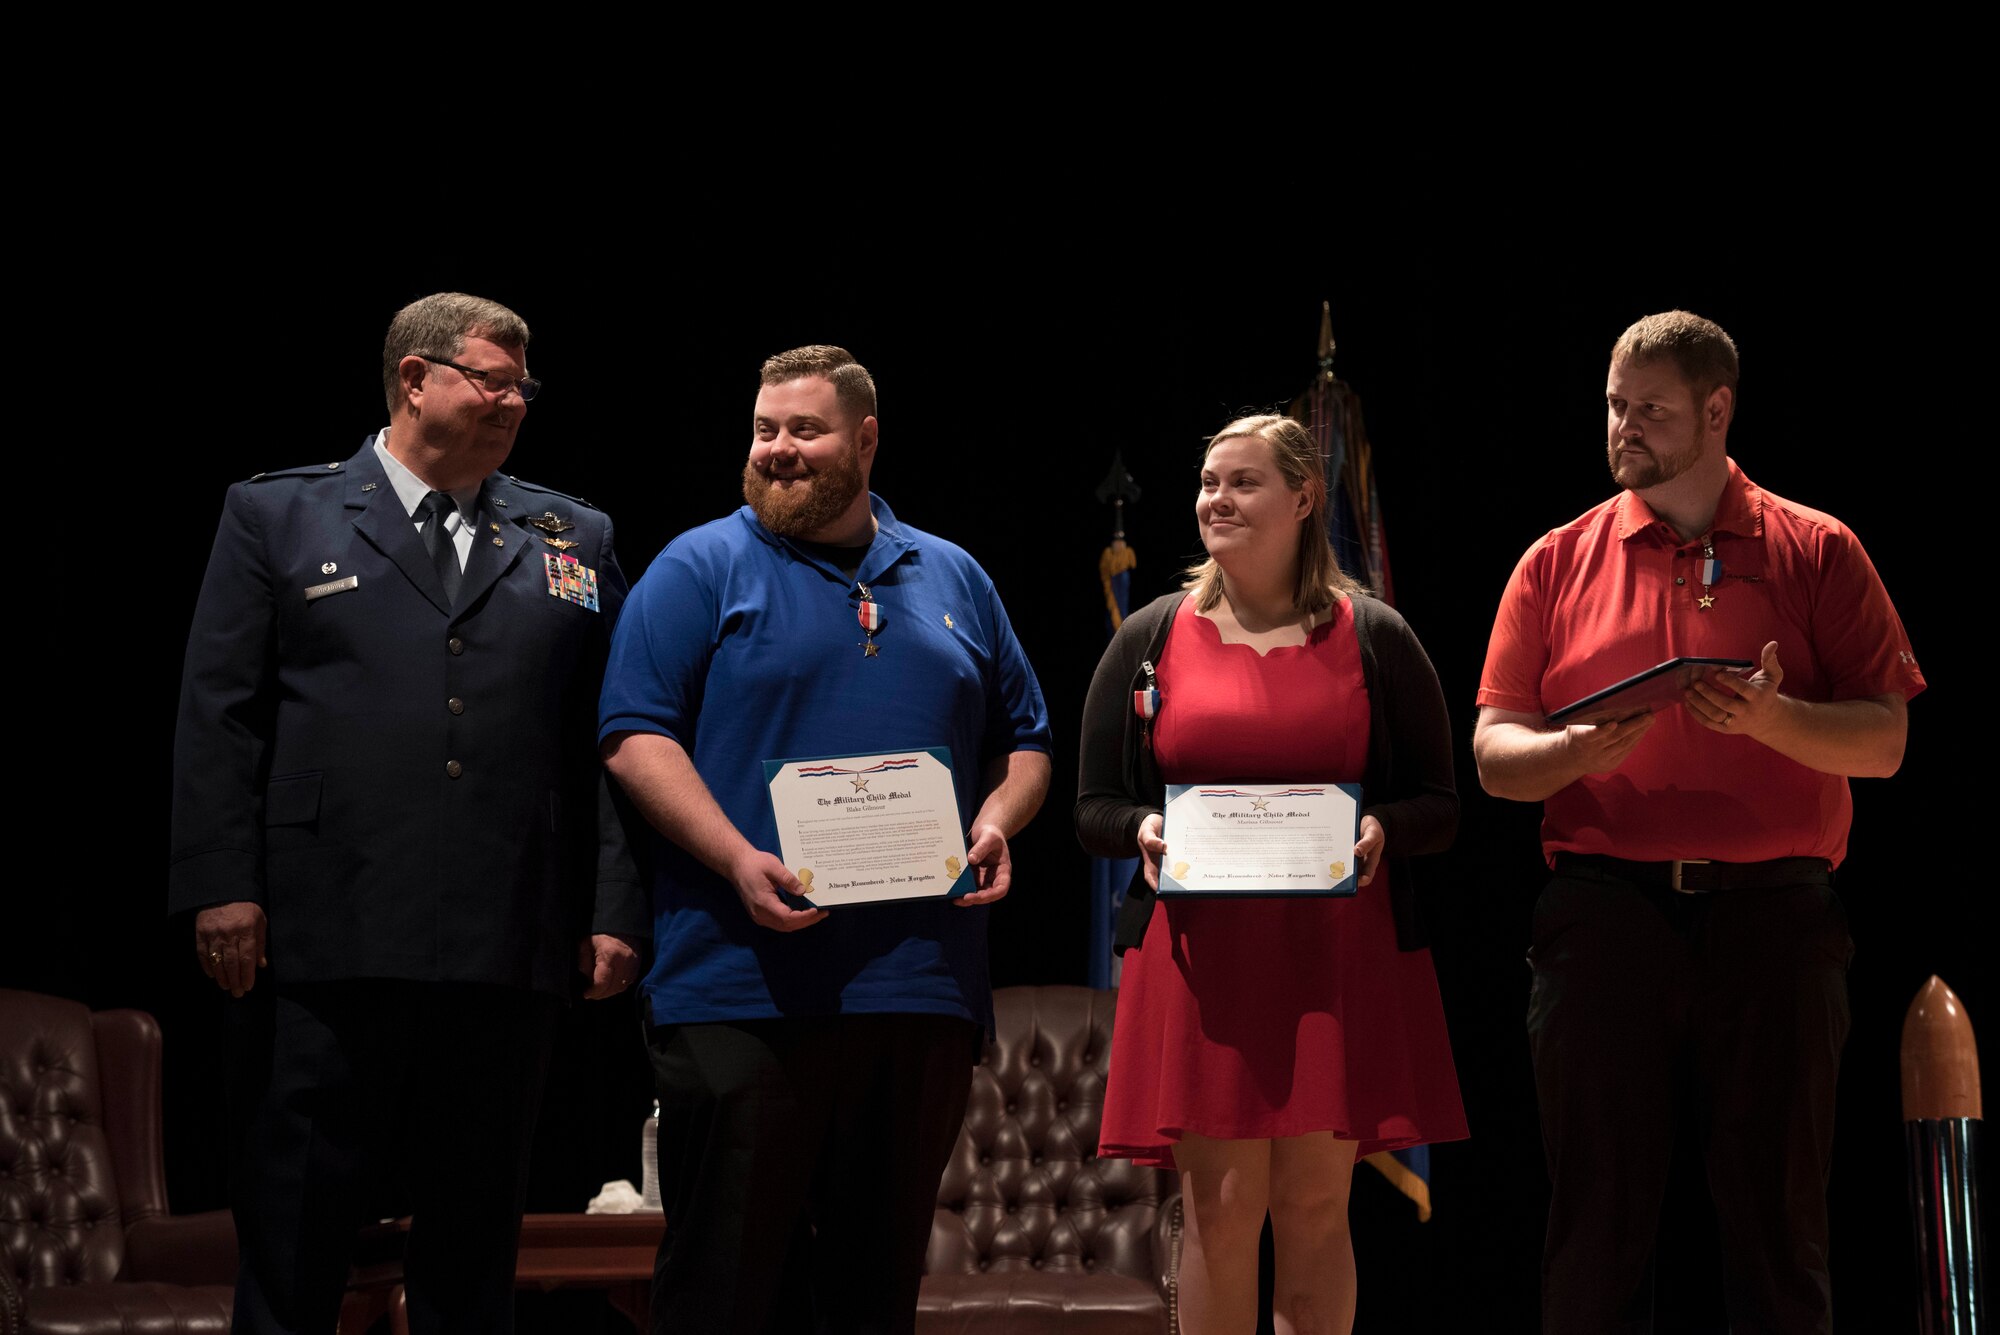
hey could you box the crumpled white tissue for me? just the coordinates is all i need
[586,1179,648,1214]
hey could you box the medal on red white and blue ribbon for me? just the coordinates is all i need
[856,584,883,657]
[1697,540,1722,611]
[1134,660,1161,721]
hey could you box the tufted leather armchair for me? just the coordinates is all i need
[922,985,1181,1334]
[0,989,236,1335]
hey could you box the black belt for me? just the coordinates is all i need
[1555,852,1832,895]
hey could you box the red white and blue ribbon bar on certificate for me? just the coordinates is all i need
[1157,782,1363,897]
[762,748,973,907]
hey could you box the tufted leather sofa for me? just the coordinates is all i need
[0,989,236,1335]
[922,985,1181,1334]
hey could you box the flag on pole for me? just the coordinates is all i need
[1299,305,1394,605]
[1297,303,1428,1220]
[1089,454,1142,988]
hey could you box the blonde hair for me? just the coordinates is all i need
[1182,413,1363,616]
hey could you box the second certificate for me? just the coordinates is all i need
[763,748,973,907]
[1159,782,1362,897]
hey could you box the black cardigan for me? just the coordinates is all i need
[1074,591,1458,953]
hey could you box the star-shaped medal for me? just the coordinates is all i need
[1698,593,1716,609]
[850,777,870,791]
[1250,796,1271,810]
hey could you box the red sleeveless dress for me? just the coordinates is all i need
[1097,602,1468,1168]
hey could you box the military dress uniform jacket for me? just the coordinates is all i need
[168,438,644,998]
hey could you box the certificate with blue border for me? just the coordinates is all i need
[1157,782,1363,898]
[762,748,974,906]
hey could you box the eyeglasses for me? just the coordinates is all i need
[420,356,543,402]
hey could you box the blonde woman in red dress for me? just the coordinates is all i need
[1076,414,1467,1334]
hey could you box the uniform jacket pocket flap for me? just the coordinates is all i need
[264,773,323,826]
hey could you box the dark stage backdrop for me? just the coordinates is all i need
[10,246,1972,1333]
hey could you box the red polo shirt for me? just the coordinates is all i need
[1478,460,1925,868]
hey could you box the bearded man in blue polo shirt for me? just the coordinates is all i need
[600,345,1052,1334]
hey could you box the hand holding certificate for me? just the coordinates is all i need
[764,749,974,907]
[1156,782,1366,897]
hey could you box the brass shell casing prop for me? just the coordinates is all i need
[1901,976,1984,1335]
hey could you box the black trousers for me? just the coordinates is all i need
[226,980,561,1335]
[646,1012,980,1335]
[1526,865,1853,1335]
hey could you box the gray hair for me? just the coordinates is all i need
[382,292,531,416]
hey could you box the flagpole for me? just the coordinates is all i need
[1089,454,1143,988]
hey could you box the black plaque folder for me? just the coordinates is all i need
[1546,657,1755,726]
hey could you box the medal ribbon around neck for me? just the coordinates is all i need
[1697,537,1722,610]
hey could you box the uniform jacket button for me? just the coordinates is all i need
[448,636,465,655]
[445,760,463,778]
[447,698,465,715]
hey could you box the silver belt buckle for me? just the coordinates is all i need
[1671,858,1712,894]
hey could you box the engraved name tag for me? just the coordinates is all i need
[304,575,360,602]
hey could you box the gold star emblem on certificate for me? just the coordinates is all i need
[796,869,814,893]
[945,856,962,877]
[1172,861,1190,879]
[1330,861,1347,878]
[850,777,869,791]
[1250,796,1271,810]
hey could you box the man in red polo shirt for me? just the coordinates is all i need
[1474,310,1924,1334]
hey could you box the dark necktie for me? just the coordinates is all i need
[418,491,462,606]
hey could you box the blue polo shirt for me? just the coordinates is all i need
[600,495,1051,1028]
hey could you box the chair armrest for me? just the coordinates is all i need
[1,1267,25,1335]
[91,1008,170,1222]
[122,1209,239,1286]
[1150,1189,1183,1318]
